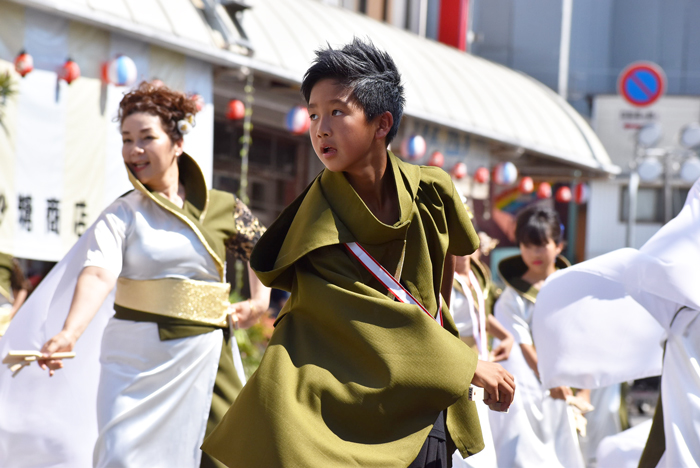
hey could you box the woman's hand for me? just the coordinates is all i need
[228,299,263,330]
[471,360,516,412]
[38,330,77,377]
[490,333,514,362]
[549,386,573,400]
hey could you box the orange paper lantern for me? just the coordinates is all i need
[555,186,572,203]
[59,59,80,84]
[14,51,33,77]
[226,100,246,120]
[537,182,552,199]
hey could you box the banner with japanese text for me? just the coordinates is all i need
[0,9,213,261]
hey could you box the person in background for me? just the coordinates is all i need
[451,228,515,468]
[0,253,29,336]
[488,206,584,468]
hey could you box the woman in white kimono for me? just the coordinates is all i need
[1,82,269,468]
[488,206,584,468]
[533,178,700,468]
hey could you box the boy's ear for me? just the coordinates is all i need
[374,111,394,140]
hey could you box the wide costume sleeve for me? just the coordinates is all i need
[82,200,131,277]
[422,167,480,257]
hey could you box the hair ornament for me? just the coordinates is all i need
[177,113,196,135]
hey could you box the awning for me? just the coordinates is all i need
[239,0,617,174]
[12,0,617,174]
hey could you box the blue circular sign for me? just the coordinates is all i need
[618,62,666,107]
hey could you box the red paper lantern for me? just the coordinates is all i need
[518,177,534,194]
[226,99,246,120]
[14,51,33,77]
[574,183,590,204]
[537,182,552,199]
[59,59,80,84]
[451,162,467,179]
[555,186,572,203]
[474,167,490,184]
[427,151,444,168]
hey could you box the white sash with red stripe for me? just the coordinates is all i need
[344,242,443,326]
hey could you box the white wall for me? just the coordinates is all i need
[585,180,663,259]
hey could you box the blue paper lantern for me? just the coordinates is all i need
[400,135,426,160]
[493,161,518,185]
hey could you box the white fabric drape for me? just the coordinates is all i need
[0,223,113,467]
[533,177,700,468]
[579,384,623,467]
[94,319,221,467]
[452,400,498,468]
[597,419,652,468]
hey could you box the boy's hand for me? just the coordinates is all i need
[471,361,515,412]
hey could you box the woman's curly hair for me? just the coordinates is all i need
[117,81,198,142]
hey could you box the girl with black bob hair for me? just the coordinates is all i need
[488,205,586,468]
[515,206,564,247]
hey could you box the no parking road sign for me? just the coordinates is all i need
[618,62,666,107]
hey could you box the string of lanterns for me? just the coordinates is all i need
[394,135,590,205]
[13,51,142,88]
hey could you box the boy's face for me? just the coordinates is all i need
[308,79,382,173]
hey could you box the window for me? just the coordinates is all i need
[620,186,690,223]
[212,120,305,226]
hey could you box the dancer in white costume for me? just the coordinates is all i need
[533,177,700,468]
[489,206,584,468]
[451,245,515,468]
[0,82,269,468]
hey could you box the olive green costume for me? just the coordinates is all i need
[0,252,13,303]
[203,153,483,467]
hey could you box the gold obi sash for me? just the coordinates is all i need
[115,277,231,327]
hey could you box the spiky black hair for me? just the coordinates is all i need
[300,38,405,145]
[515,206,564,246]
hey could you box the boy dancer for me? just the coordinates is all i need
[203,39,515,468]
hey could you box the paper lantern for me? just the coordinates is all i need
[103,55,137,86]
[400,135,426,160]
[191,94,205,112]
[14,51,33,77]
[286,106,310,135]
[59,59,80,84]
[427,151,444,168]
[451,162,467,179]
[493,162,518,186]
[474,167,490,184]
[537,182,552,199]
[226,99,245,120]
[518,177,534,194]
[573,183,590,204]
[555,186,572,203]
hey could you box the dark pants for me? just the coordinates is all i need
[408,411,449,468]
